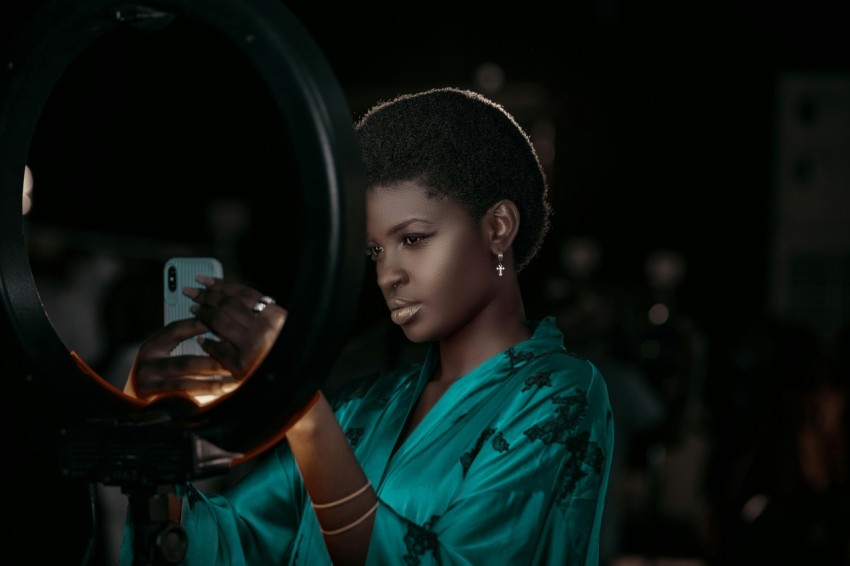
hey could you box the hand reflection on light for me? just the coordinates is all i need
[22,165,33,215]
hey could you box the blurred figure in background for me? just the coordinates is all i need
[704,315,849,565]
[629,250,711,559]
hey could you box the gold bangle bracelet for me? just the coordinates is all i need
[311,481,372,509]
[320,501,379,536]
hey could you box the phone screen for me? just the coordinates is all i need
[163,257,223,357]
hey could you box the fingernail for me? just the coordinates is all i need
[183,286,199,298]
[196,275,214,285]
[190,305,199,314]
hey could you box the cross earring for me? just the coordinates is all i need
[497,253,505,276]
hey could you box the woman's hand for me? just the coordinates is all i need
[128,276,286,401]
[130,316,230,400]
[186,276,287,379]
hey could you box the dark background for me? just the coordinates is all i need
[2,1,848,564]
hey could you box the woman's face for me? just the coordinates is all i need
[366,180,497,343]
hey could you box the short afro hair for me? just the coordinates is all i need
[354,87,552,273]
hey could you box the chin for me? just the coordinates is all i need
[398,319,438,344]
[400,326,431,344]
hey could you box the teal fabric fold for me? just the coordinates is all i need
[121,316,614,565]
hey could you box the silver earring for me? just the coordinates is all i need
[497,253,505,277]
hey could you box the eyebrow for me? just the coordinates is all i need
[367,218,434,243]
[388,217,434,235]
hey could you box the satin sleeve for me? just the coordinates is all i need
[365,364,614,565]
[119,442,306,565]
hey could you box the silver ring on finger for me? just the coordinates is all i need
[251,295,276,314]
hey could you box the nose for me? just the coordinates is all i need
[376,251,407,292]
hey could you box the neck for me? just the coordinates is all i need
[434,282,530,385]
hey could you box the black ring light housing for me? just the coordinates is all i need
[0,0,364,562]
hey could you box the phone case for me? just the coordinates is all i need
[164,257,223,357]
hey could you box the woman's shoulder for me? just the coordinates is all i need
[489,348,612,466]
[501,339,612,424]
[519,317,610,390]
[509,337,602,387]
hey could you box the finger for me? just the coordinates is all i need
[199,337,259,378]
[136,353,231,380]
[183,283,271,353]
[194,274,220,287]
[188,287,258,331]
[192,277,259,305]
[139,375,237,398]
[191,278,278,315]
[134,354,232,394]
[199,337,238,367]
[213,278,263,306]
[138,318,211,358]
[189,294,286,344]
[199,304,286,359]
[191,301,253,344]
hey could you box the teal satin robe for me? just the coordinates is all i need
[121,316,614,564]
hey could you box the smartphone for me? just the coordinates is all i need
[163,256,223,357]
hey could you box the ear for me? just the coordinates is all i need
[481,199,520,257]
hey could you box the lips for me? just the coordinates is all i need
[388,298,421,325]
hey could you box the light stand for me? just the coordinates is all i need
[0,1,365,563]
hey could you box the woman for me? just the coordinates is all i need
[123,87,614,565]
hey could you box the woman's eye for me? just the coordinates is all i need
[403,234,429,246]
[365,245,383,261]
